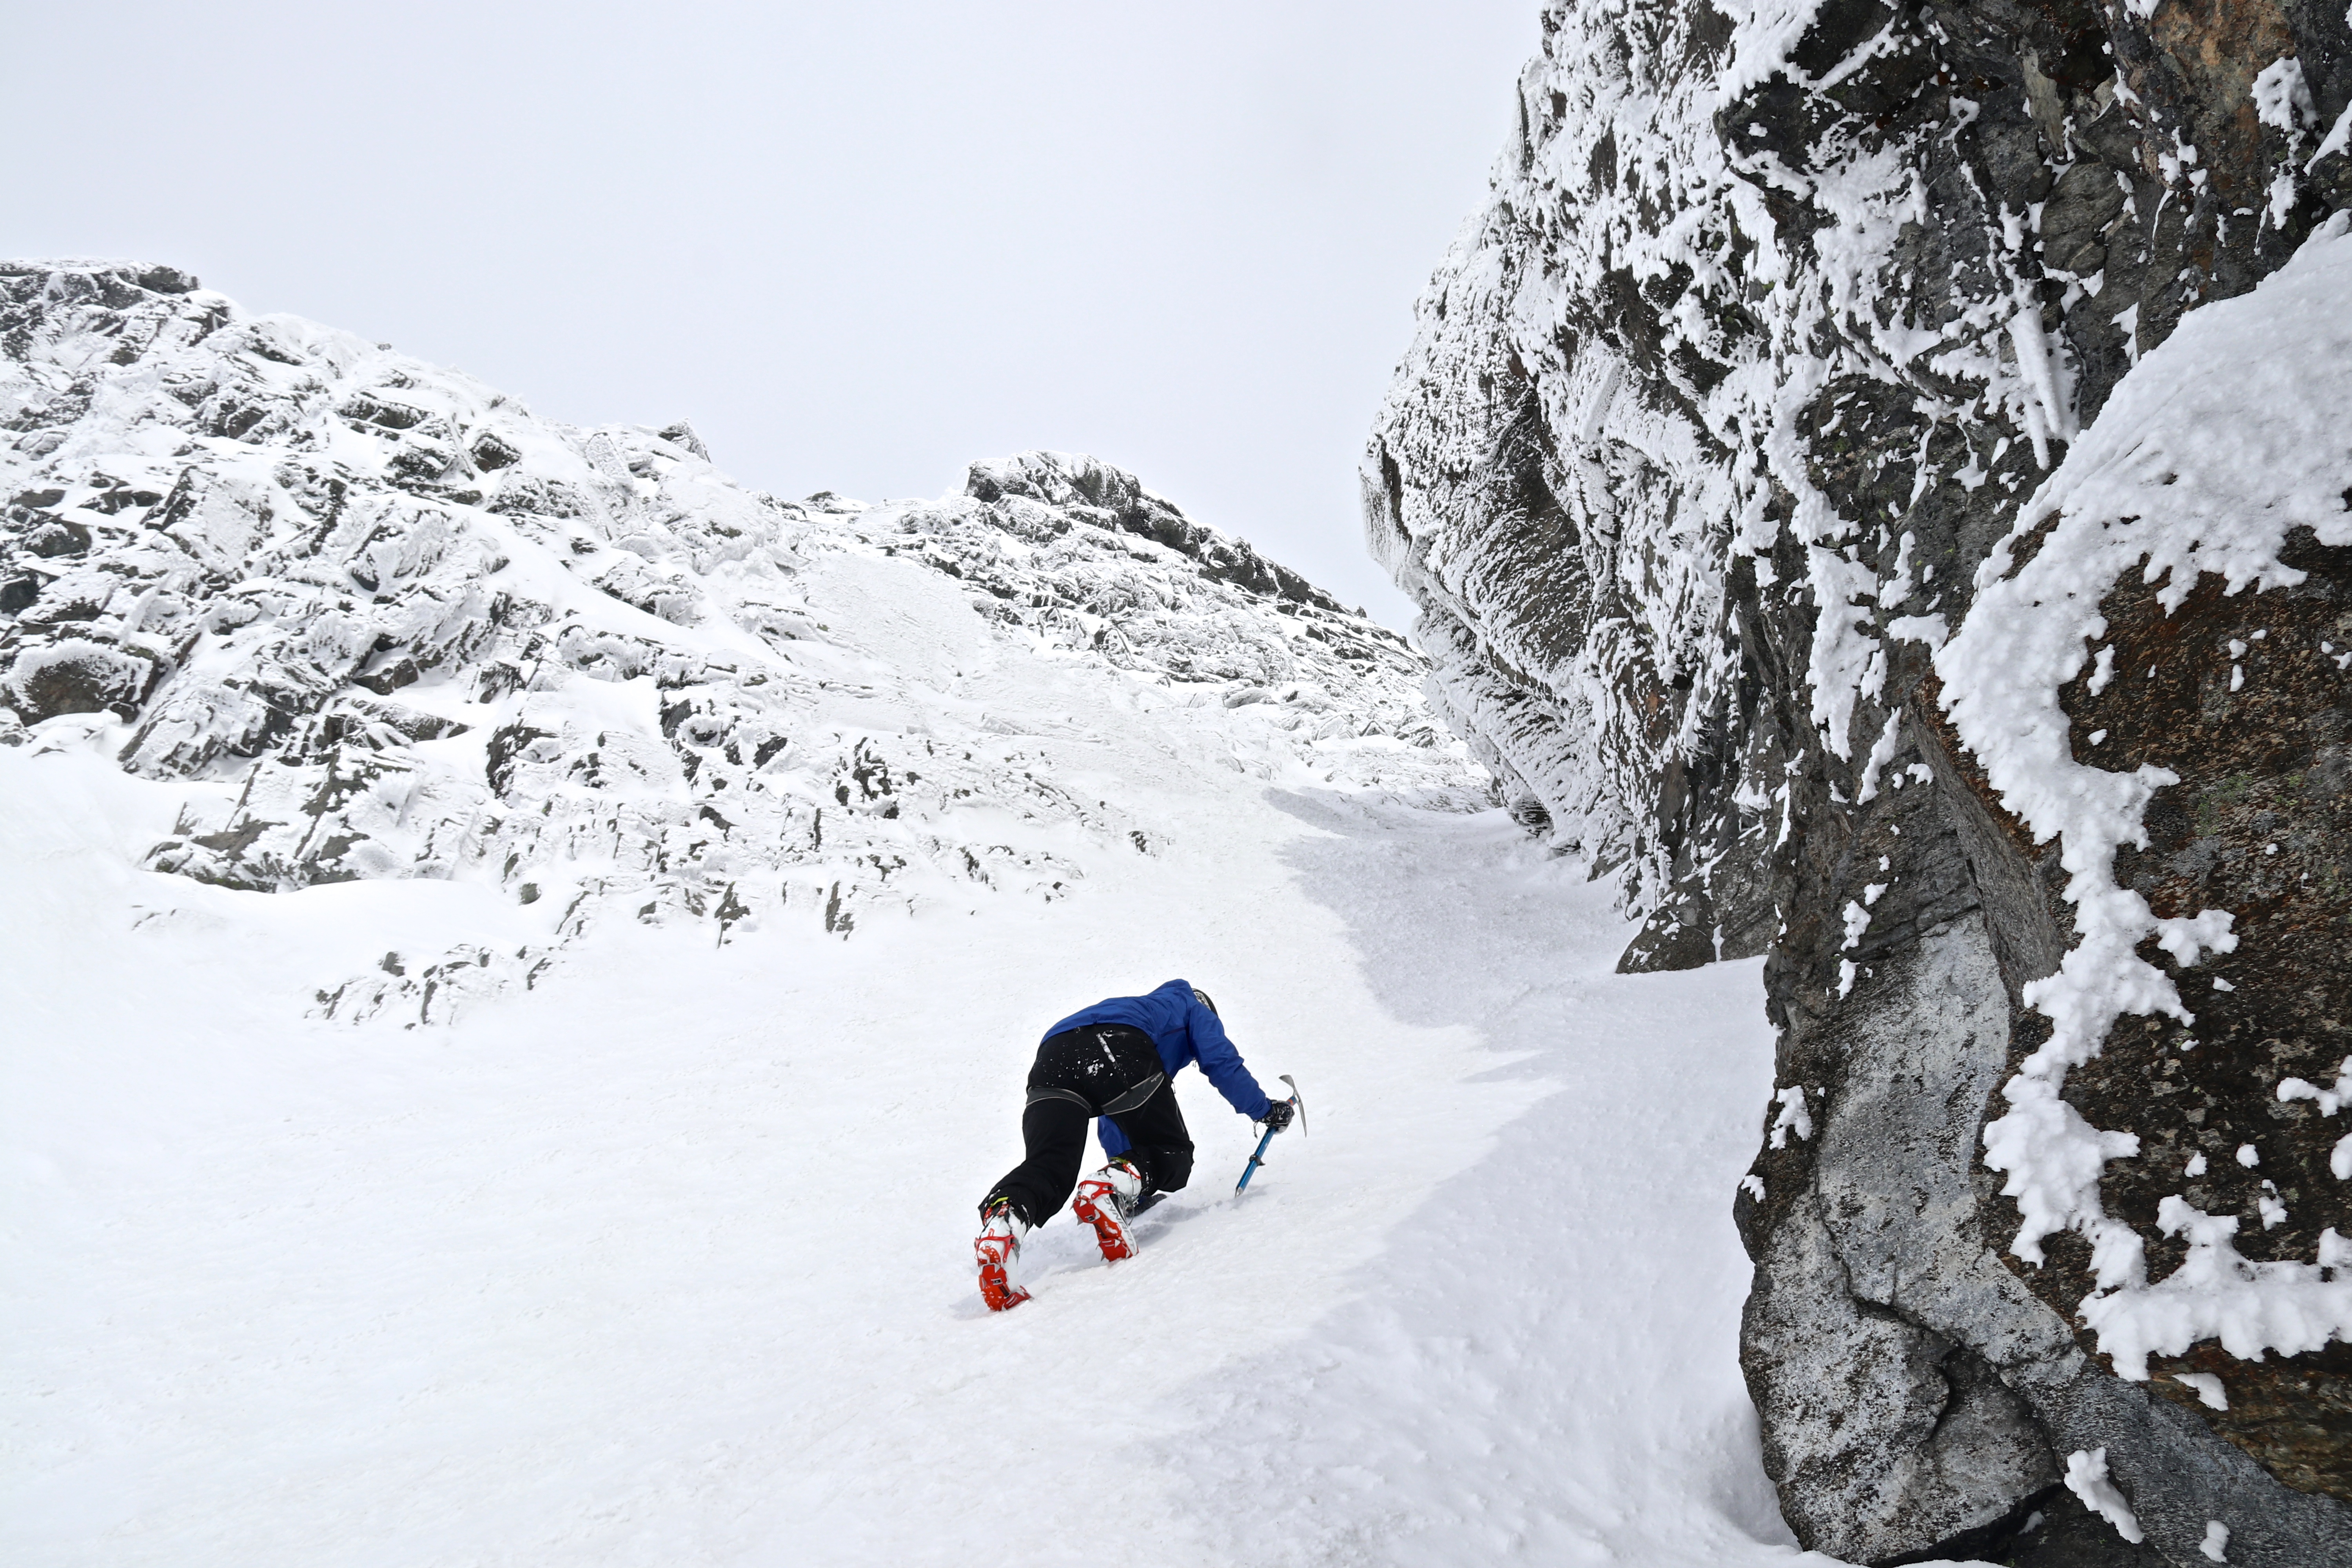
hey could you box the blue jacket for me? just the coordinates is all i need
[1044,979,1272,1156]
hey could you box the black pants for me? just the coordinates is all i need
[985,1024,1195,1230]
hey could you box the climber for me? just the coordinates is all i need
[974,979,1296,1310]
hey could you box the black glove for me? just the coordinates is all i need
[1259,1098,1296,1132]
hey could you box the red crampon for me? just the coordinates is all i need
[975,1204,1031,1310]
[1071,1158,1145,1262]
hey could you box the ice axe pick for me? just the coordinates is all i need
[1234,1074,1305,1194]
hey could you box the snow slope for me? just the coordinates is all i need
[5,725,1818,1568]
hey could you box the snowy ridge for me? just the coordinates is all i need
[1941,214,2352,1378]
[0,262,1481,1023]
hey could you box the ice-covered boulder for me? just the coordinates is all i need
[1367,0,2352,1561]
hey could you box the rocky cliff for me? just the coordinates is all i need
[0,261,1481,1024]
[1368,0,2352,1562]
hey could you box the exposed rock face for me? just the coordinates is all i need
[0,261,1481,1024]
[1368,0,2352,1561]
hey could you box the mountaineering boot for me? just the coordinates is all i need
[976,1198,1032,1311]
[1071,1157,1146,1262]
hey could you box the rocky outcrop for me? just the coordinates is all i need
[1368,0,2352,1561]
[0,261,1481,1024]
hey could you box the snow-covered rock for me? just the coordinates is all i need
[1367,0,2352,1561]
[0,261,1482,1025]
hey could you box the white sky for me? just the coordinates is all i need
[3,2,1532,626]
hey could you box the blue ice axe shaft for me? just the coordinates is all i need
[1234,1074,1304,1194]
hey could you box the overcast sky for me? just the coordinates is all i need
[5,2,1532,626]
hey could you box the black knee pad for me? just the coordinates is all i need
[1136,1143,1193,1193]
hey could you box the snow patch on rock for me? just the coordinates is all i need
[2064,1446,2145,1543]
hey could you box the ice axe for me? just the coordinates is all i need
[1235,1074,1305,1194]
